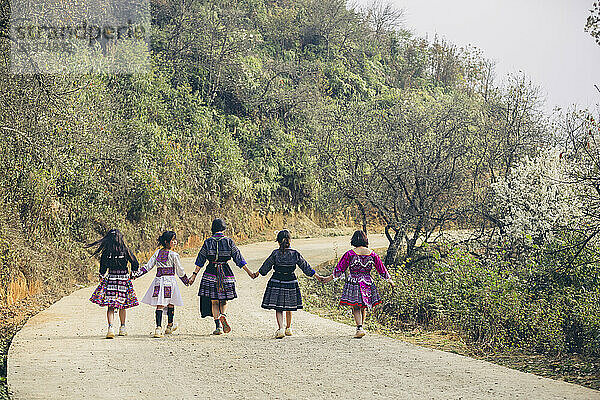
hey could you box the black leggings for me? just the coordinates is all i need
[155,306,175,326]
[166,306,174,324]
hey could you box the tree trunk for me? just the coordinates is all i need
[406,237,417,259]
[384,225,403,267]
[358,201,367,233]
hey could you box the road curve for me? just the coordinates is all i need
[8,235,600,399]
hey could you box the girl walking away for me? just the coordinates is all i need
[88,229,140,339]
[254,230,327,339]
[133,231,191,338]
[188,218,255,335]
[321,230,394,338]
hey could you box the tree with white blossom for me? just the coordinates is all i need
[490,148,584,246]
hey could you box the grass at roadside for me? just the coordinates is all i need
[300,258,600,391]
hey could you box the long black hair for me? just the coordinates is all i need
[158,231,177,248]
[276,230,291,252]
[86,228,129,258]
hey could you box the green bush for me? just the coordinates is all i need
[368,238,600,357]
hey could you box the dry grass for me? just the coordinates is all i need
[301,257,600,392]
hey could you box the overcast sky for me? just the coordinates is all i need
[357,0,600,111]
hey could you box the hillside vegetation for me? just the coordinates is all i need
[1,1,599,394]
[0,0,540,303]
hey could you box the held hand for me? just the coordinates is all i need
[252,271,259,279]
[188,274,196,285]
[315,274,332,283]
[388,279,395,288]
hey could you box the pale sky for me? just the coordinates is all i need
[357,0,600,111]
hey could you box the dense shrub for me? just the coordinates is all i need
[369,238,600,356]
[303,230,600,358]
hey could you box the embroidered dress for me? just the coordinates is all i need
[195,233,247,317]
[90,251,139,309]
[135,249,189,307]
[259,248,315,311]
[333,249,390,309]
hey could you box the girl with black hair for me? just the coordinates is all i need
[133,231,191,338]
[253,230,326,339]
[88,229,140,339]
[189,218,255,335]
[321,230,394,338]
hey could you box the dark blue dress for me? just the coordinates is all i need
[259,248,315,311]
[195,233,247,317]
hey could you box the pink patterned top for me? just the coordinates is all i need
[333,249,390,307]
[333,249,391,281]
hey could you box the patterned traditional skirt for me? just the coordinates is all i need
[90,271,139,309]
[198,264,237,301]
[261,278,303,311]
[141,276,184,306]
[339,281,381,309]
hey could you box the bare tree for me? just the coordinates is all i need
[559,109,600,255]
[314,91,483,267]
[361,0,405,37]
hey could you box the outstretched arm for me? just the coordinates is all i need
[230,242,253,278]
[231,240,248,269]
[132,250,158,279]
[173,253,191,285]
[317,251,352,283]
[296,252,316,278]
[331,251,351,280]
[318,274,334,283]
[241,264,257,279]
[373,253,394,287]
[99,252,108,280]
[127,250,140,272]
[189,243,209,285]
[257,252,276,278]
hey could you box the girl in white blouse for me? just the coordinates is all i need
[133,231,191,337]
